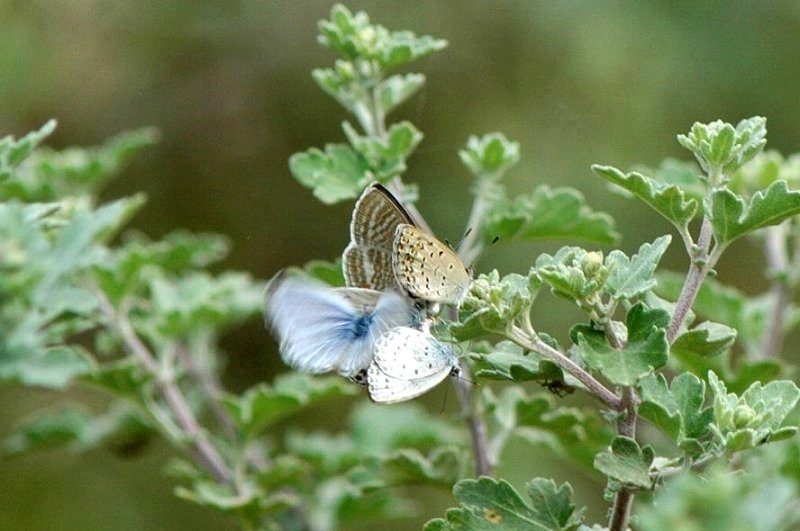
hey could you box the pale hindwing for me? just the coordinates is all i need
[343,183,414,290]
[264,273,412,377]
[392,224,472,305]
[367,326,457,404]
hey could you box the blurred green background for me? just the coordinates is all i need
[2,1,799,529]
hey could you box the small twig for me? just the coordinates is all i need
[760,223,792,359]
[667,216,715,344]
[608,387,638,531]
[458,177,496,266]
[95,290,232,484]
[174,343,238,439]
[507,325,623,411]
[454,361,494,476]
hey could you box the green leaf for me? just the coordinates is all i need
[710,180,800,245]
[301,258,346,286]
[535,247,610,303]
[375,447,463,487]
[709,371,800,450]
[343,120,423,180]
[349,402,464,453]
[146,271,264,335]
[426,477,585,531]
[593,165,699,233]
[605,235,671,300]
[470,341,566,385]
[454,271,535,339]
[0,120,57,178]
[572,303,669,386]
[0,345,95,389]
[677,117,767,174]
[222,374,357,438]
[3,408,91,456]
[459,133,520,177]
[289,143,369,204]
[485,185,618,245]
[175,481,272,517]
[378,73,426,114]
[594,436,654,489]
[637,373,713,445]
[638,461,800,531]
[671,321,736,358]
[317,4,446,68]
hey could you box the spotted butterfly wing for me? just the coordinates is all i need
[392,224,472,306]
[264,272,413,378]
[367,326,459,404]
[343,183,415,290]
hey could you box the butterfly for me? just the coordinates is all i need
[367,324,460,404]
[343,183,414,291]
[264,271,416,379]
[392,223,472,306]
[344,183,473,306]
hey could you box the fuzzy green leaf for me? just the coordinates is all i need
[470,341,566,385]
[594,436,655,489]
[605,235,671,300]
[671,321,736,358]
[454,271,535,340]
[677,117,767,174]
[374,447,463,488]
[222,374,357,438]
[459,133,520,177]
[0,120,57,179]
[710,180,800,245]
[426,477,585,531]
[318,5,446,68]
[638,373,713,445]
[2,408,90,456]
[0,345,95,389]
[573,304,669,386]
[485,185,618,245]
[289,143,369,204]
[343,120,423,179]
[709,371,800,450]
[593,165,699,232]
[378,73,426,114]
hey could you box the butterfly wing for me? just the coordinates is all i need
[344,184,415,290]
[264,273,411,377]
[367,326,457,404]
[392,224,472,305]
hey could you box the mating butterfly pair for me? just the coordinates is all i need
[264,184,471,403]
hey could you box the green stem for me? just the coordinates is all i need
[759,223,792,359]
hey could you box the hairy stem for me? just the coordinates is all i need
[96,291,232,484]
[609,386,638,531]
[174,343,238,440]
[507,325,623,411]
[667,216,714,343]
[458,177,496,266]
[760,223,792,359]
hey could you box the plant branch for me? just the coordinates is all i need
[454,361,494,475]
[609,386,638,531]
[458,177,496,266]
[95,290,232,484]
[507,325,623,411]
[173,343,238,439]
[667,216,714,343]
[759,222,792,359]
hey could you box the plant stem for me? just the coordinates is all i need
[609,386,638,531]
[458,177,496,266]
[507,325,623,411]
[667,216,714,343]
[760,223,792,359]
[96,291,232,484]
[454,361,494,476]
[174,343,238,440]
